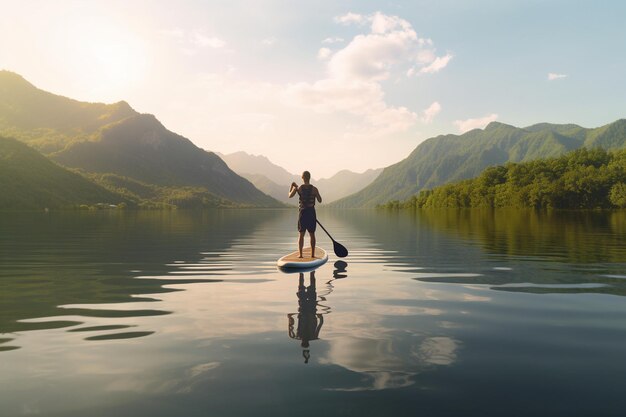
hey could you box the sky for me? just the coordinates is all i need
[1,0,625,178]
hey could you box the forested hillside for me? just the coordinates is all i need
[0,71,136,153]
[333,119,626,208]
[0,71,281,207]
[381,148,626,209]
[0,137,126,209]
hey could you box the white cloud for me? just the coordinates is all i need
[162,28,227,53]
[418,38,434,47]
[317,47,332,60]
[163,72,284,148]
[370,11,412,34]
[193,33,226,48]
[286,79,382,114]
[454,113,498,133]
[332,13,451,79]
[334,12,365,25]
[416,49,436,64]
[261,37,276,46]
[327,14,444,83]
[285,12,451,136]
[167,12,448,151]
[368,106,417,134]
[328,29,418,82]
[548,72,567,80]
[421,101,441,124]
[285,79,416,136]
[322,37,344,44]
[417,53,453,74]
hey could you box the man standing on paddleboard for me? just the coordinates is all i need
[289,171,322,258]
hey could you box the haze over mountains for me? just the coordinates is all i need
[0,71,280,208]
[218,151,382,204]
[332,119,626,207]
[2,70,624,210]
[217,151,299,186]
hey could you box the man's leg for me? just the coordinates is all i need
[310,232,316,257]
[298,231,305,258]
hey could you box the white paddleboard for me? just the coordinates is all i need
[277,246,328,269]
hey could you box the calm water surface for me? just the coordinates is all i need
[1,209,626,416]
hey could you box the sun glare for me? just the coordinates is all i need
[91,38,146,92]
[62,15,148,102]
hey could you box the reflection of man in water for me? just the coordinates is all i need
[288,171,322,258]
[288,271,324,364]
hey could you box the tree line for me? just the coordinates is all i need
[380,148,626,209]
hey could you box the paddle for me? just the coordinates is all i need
[316,219,348,258]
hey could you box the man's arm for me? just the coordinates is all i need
[288,182,299,198]
[315,187,322,203]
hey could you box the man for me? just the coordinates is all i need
[289,171,322,258]
[287,271,324,364]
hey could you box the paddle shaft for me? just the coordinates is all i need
[316,219,335,242]
[316,219,348,258]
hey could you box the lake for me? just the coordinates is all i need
[1,209,626,417]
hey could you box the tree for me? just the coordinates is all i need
[609,183,626,208]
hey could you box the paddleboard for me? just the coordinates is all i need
[277,246,328,269]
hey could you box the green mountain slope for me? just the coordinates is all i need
[0,71,136,153]
[0,71,280,207]
[332,119,626,208]
[585,119,626,149]
[0,137,126,209]
[86,173,230,209]
[387,148,626,209]
[51,114,277,206]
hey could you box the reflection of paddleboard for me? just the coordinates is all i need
[277,247,328,269]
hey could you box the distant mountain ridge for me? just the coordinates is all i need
[0,71,136,153]
[5,71,622,210]
[0,137,125,209]
[332,119,626,208]
[316,168,383,203]
[217,151,299,185]
[218,151,382,204]
[0,71,280,207]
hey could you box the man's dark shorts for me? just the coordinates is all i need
[298,207,317,233]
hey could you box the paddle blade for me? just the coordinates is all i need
[333,240,348,258]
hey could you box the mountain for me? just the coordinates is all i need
[217,151,300,185]
[0,71,280,207]
[51,114,277,205]
[332,119,626,208]
[86,173,228,209]
[235,173,293,205]
[218,151,382,204]
[390,148,626,209]
[316,168,382,203]
[0,137,126,209]
[236,169,383,205]
[217,151,299,204]
[0,71,136,153]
